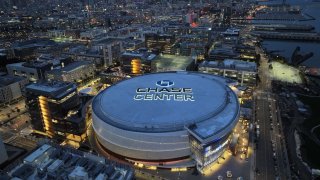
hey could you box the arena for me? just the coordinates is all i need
[91,71,240,168]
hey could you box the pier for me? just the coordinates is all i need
[253,24,314,32]
[251,31,320,41]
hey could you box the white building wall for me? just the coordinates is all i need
[92,112,191,160]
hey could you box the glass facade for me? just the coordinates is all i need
[189,132,232,171]
[26,82,86,144]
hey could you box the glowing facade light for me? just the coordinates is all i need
[131,59,141,74]
[39,96,53,137]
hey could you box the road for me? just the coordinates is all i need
[0,125,38,151]
[255,92,276,180]
[254,45,291,180]
[0,100,27,124]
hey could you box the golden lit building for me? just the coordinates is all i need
[25,81,87,146]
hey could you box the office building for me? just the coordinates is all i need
[121,51,157,74]
[208,47,238,61]
[199,59,257,86]
[145,33,175,54]
[6,62,53,82]
[25,81,86,145]
[46,61,95,84]
[6,55,72,82]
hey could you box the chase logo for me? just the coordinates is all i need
[156,80,174,87]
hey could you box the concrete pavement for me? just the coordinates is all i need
[254,45,291,180]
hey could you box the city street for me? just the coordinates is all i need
[0,100,27,124]
[0,125,38,151]
[255,93,276,180]
[254,46,291,180]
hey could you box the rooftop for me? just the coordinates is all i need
[8,144,133,180]
[47,61,92,74]
[6,61,52,69]
[199,59,257,72]
[153,54,193,72]
[0,75,26,87]
[26,81,77,99]
[12,39,56,49]
[23,60,52,68]
[92,72,239,136]
[122,51,157,61]
[209,48,236,56]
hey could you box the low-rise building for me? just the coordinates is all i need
[8,144,134,180]
[6,62,52,82]
[208,48,238,61]
[46,61,95,83]
[121,50,157,74]
[6,56,71,82]
[145,33,176,53]
[199,59,257,86]
[0,75,28,104]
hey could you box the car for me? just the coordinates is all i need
[226,171,232,178]
[217,175,223,180]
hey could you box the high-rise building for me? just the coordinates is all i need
[25,81,87,145]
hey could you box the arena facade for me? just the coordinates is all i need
[92,71,240,170]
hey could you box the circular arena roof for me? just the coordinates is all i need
[92,72,239,133]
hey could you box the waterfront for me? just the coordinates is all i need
[259,0,320,68]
